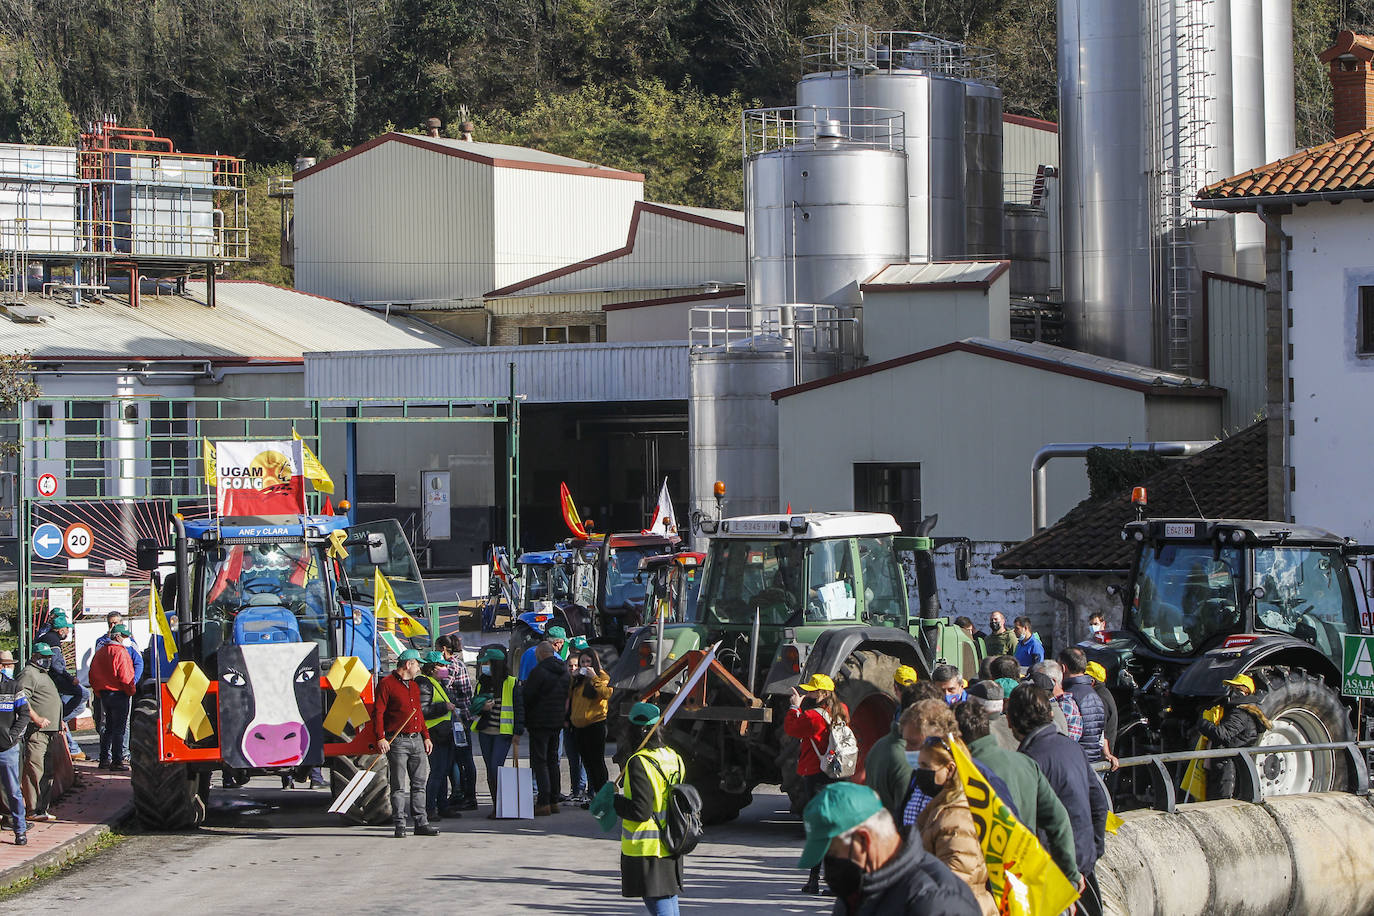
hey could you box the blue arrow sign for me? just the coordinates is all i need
[32,522,62,560]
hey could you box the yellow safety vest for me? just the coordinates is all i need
[422,675,451,730]
[620,746,684,859]
[473,676,518,736]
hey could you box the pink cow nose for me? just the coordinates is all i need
[243,721,307,767]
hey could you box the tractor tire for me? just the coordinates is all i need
[833,649,901,785]
[1249,667,1353,797]
[691,772,753,825]
[129,694,206,831]
[329,754,392,825]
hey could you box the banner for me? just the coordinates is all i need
[949,735,1079,916]
[374,568,426,638]
[292,429,335,494]
[1180,704,1223,801]
[212,440,307,517]
[646,477,679,539]
[560,481,588,539]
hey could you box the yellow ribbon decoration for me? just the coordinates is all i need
[323,656,372,736]
[326,529,348,560]
[167,661,214,742]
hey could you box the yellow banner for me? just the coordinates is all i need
[149,584,177,661]
[323,656,372,735]
[1180,704,1223,801]
[167,661,214,742]
[203,439,216,488]
[374,568,426,638]
[292,429,335,494]
[950,735,1079,916]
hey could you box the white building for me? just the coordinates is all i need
[1195,29,1374,542]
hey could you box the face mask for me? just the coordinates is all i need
[0,666,12,678]
[480,664,492,676]
[1090,623,1105,634]
[945,689,966,706]
[912,766,940,797]
[32,657,51,671]
[904,750,921,767]
[822,855,864,897]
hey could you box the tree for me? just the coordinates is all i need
[0,47,77,145]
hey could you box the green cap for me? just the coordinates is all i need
[50,614,71,628]
[570,636,589,651]
[628,701,661,726]
[422,650,446,665]
[798,783,884,868]
[546,625,567,640]
[31,643,54,657]
[397,648,423,663]
[478,646,506,662]
[111,624,131,637]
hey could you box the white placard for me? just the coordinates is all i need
[48,587,74,619]
[471,564,489,600]
[67,558,89,571]
[83,578,130,617]
[74,618,149,689]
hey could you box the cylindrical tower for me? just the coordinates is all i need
[744,106,908,307]
[1058,0,1153,366]
[1261,0,1295,162]
[964,80,1005,257]
[1231,0,1268,281]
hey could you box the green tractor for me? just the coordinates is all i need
[1087,516,1374,800]
[607,511,979,823]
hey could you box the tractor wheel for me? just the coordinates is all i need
[691,771,753,825]
[1250,667,1353,797]
[129,694,206,830]
[833,649,901,785]
[329,754,393,825]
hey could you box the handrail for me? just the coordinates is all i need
[1093,740,1373,813]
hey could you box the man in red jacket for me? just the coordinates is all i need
[373,649,436,837]
[88,625,137,771]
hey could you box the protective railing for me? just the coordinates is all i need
[801,26,997,83]
[0,215,249,262]
[689,302,856,355]
[742,106,905,158]
[1092,740,1373,813]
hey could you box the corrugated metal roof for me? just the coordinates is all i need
[863,260,1010,288]
[418,137,611,169]
[969,337,1206,387]
[650,203,746,227]
[0,281,462,360]
[305,342,688,403]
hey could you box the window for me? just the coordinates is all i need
[149,400,192,496]
[519,325,602,345]
[854,463,921,534]
[66,401,106,498]
[355,473,396,504]
[1360,287,1374,356]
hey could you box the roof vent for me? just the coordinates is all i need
[816,119,845,140]
[3,304,54,324]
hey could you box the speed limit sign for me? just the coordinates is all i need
[63,523,93,559]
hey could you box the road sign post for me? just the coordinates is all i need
[1342,633,1374,698]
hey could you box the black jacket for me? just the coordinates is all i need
[614,749,684,899]
[1197,697,1270,748]
[1093,682,1119,745]
[0,673,28,752]
[831,832,982,916]
[1018,723,1109,877]
[522,655,571,732]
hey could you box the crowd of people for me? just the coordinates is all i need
[788,614,1131,916]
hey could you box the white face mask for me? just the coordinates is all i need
[480,664,492,677]
[904,750,921,767]
[1090,623,1105,634]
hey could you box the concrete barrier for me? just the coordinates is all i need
[1096,793,1374,916]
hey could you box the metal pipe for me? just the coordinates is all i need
[655,607,666,676]
[1031,440,1215,532]
[748,608,761,691]
[1256,204,1291,520]
[173,513,192,656]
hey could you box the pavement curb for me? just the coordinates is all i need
[0,801,133,891]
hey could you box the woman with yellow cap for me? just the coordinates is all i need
[784,672,850,894]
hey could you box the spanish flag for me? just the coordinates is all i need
[293,429,335,494]
[560,481,588,539]
[374,568,427,638]
[949,734,1079,916]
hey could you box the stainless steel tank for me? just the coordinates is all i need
[689,339,841,523]
[1231,0,1268,281]
[963,80,1004,257]
[0,143,79,254]
[744,107,908,306]
[1005,204,1049,298]
[1058,0,1153,366]
[797,65,966,261]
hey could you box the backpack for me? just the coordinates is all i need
[642,753,704,858]
[812,712,859,779]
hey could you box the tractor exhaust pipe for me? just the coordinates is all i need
[173,514,192,655]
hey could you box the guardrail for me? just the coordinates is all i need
[1093,740,1373,813]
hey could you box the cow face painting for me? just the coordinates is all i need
[218,643,324,769]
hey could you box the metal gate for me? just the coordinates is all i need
[13,386,521,657]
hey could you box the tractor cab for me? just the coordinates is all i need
[639,551,705,627]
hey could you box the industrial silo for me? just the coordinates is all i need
[1006,204,1050,298]
[796,29,999,262]
[744,106,908,306]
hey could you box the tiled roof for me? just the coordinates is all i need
[1196,128,1374,205]
[992,421,1268,575]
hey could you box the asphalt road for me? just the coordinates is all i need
[8,770,833,916]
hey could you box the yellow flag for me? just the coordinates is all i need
[203,439,217,488]
[1180,704,1223,801]
[950,735,1079,916]
[374,568,426,638]
[149,583,177,661]
[292,429,334,494]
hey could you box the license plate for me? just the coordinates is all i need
[1164,523,1197,538]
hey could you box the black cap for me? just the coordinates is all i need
[1027,672,1055,692]
[968,680,1004,702]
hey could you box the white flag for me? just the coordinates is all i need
[648,478,679,539]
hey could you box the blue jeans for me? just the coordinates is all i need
[644,896,680,916]
[0,743,25,836]
[477,731,512,802]
[98,691,131,765]
[564,723,585,794]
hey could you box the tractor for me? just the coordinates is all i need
[608,511,978,823]
[1087,515,1374,800]
[129,513,429,829]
